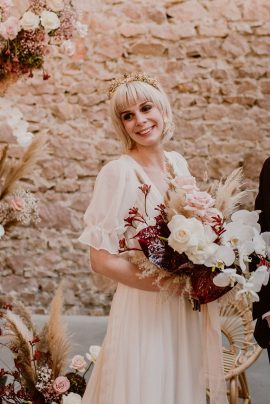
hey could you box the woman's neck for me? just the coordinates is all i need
[127,145,166,170]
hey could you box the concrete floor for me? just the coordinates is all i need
[1,315,268,403]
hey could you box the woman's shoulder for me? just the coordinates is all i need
[165,150,190,176]
[99,155,131,174]
[165,150,188,166]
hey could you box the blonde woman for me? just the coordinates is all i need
[79,73,227,404]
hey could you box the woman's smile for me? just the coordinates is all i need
[136,125,155,136]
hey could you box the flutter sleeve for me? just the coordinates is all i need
[79,158,136,254]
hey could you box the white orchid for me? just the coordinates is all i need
[86,345,101,364]
[0,103,33,147]
[204,245,235,268]
[231,209,261,231]
[252,229,266,256]
[237,241,255,272]
[213,268,245,288]
[235,283,260,302]
[261,232,270,258]
[234,268,269,302]
[250,266,270,290]
[221,221,254,248]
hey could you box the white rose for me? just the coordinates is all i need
[86,345,101,363]
[20,11,40,31]
[187,239,218,265]
[62,392,82,404]
[168,215,218,265]
[167,215,205,254]
[70,355,87,373]
[40,10,60,32]
[46,0,64,12]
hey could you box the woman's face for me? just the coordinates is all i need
[119,100,164,148]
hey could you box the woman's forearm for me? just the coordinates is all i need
[90,248,161,292]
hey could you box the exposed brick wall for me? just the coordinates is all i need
[1,0,270,314]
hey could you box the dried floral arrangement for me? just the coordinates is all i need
[0,0,87,90]
[0,131,46,238]
[0,287,100,403]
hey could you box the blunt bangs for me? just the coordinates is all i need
[113,82,165,117]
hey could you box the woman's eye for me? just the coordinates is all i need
[122,113,133,121]
[142,104,152,112]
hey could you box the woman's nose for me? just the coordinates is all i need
[135,112,147,125]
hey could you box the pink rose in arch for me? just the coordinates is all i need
[53,376,70,394]
[0,16,20,40]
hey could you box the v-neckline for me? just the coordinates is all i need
[123,151,171,199]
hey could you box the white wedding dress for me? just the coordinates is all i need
[79,151,227,404]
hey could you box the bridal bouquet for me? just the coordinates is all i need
[0,0,87,88]
[120,167,270,310]
[0,288,100,403]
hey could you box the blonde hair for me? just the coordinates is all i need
[109,80,173,151]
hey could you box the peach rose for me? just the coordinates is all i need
[53,376,70,394]
[185,191,215,215]
[70,355,87,373]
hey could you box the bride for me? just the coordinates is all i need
[79,72,227,404]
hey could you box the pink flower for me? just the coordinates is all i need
[185,191,215,215]
[0,16,20,40]
[0,0,13,10]
[9,197,25,211]
[201,208,223,225]
[171,176,198,193]
[70,355,87,373]
[53,376,70,394]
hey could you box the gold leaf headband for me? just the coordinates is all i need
[108,72,160,99]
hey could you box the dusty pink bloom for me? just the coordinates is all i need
[185,191,215,215]
[53,376,70,394]
[171,176,198,193]
[70,355,87,372]
[0,16,20,40]
[0,0,13,9]
[201,208,223,224]
[9,197,25,211]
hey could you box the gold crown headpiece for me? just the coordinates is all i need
[108,72,160,99]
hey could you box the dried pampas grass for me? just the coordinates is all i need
[214,168,246,220]
[4,310,36,388]
[0,135,47,199]
[38,285,71,378]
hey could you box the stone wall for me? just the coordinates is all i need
[1,0,270,315]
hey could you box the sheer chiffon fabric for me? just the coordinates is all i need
[79,152,227,404]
